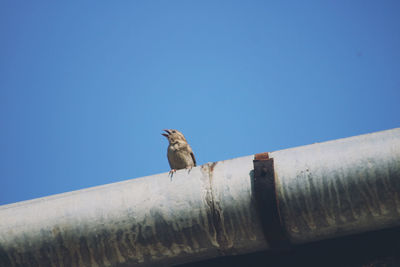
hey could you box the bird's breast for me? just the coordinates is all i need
[167,146,194,169]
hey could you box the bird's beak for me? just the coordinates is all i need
[162,129,170,138]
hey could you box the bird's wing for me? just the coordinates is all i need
[190,151,196,167]
[167,150,174,169]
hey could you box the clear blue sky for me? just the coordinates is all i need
[1,1,399,205]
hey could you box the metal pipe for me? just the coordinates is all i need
[0,157,267,266]
[0,128,399,266]
[271,128,400,244]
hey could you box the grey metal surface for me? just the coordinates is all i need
[0,156,267,267]
[271,128,400,244]
[1,128,400,266]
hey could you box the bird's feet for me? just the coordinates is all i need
[186,166,193,174]
[169,169,176,179]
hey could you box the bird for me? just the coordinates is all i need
[162,129,196,175]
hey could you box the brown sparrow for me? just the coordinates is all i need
[162,129,196,174]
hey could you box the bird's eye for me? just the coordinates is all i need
[172,130,176,133]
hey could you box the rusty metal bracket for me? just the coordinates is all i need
[253,152,290,251]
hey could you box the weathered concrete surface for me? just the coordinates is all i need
[0,156,267,267]
[271,128,400,244]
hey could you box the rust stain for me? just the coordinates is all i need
[254,152,269,161]
[206,162,230,252]
[209,162,218,173]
